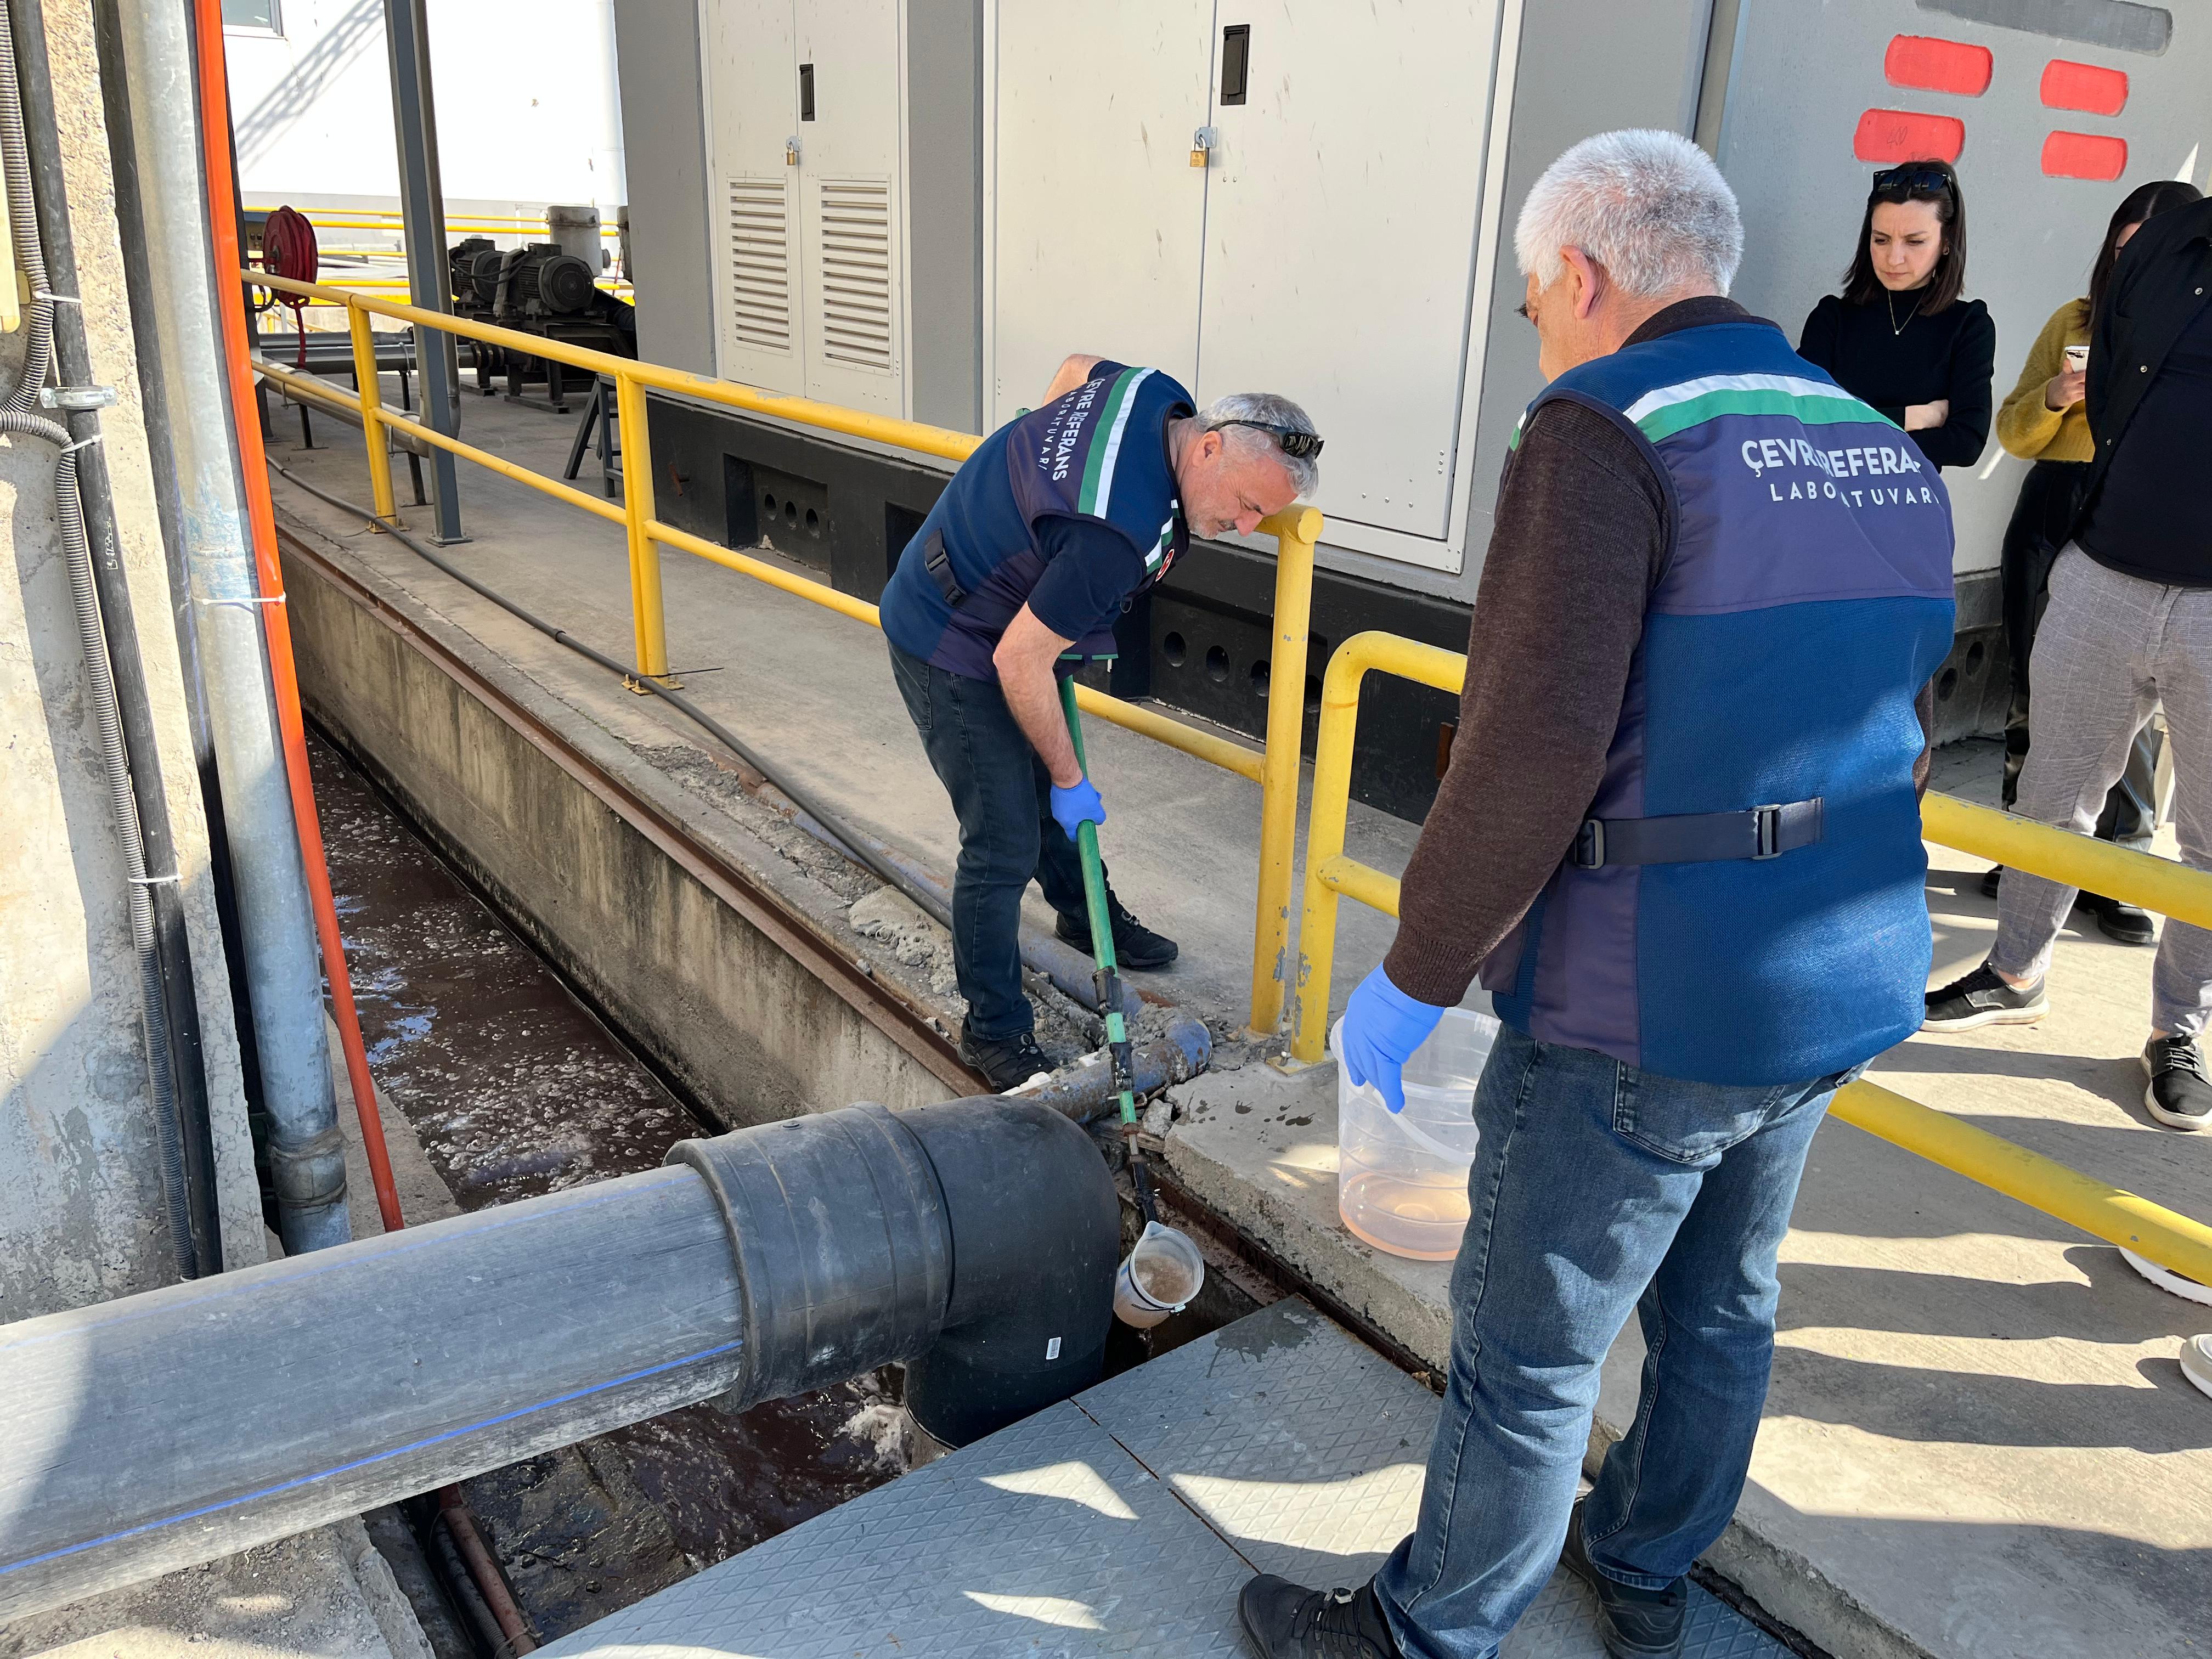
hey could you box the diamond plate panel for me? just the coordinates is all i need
[1077,1299,1438,1587]
[1079,1301,1791,1659]
[541,1301,1792,1659]
[535,1401,1253,1658]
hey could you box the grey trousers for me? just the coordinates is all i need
[1991,545,2212,1036]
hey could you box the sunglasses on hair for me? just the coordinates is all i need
[1211,419,1325,459]
[1872,165,1952,195]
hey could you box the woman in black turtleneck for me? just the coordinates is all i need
[1799,160,1995,470]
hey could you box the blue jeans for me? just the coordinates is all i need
[1373,1025,1855,1659]
[889,641,1093,1039]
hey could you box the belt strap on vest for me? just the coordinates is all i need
[923,531,967,608]
[1573,798,1823,870]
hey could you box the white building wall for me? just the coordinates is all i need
[225,0,627,214]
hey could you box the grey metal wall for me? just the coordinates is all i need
[904,0,981,434]
[613,0,716,373]
[1715,0,2212,577]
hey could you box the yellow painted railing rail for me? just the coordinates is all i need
[1289,628,2212,1287]
[245,269,1312,1034]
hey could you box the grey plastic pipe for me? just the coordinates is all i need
[0,1097,1121,1622]
[107,0,347,1249]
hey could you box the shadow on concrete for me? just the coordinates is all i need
[1769,1345,2207,1454]
[1777,1246,2207,1345]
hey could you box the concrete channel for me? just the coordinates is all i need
[259,391,2212,1659]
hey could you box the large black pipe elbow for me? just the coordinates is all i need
[669,1095,1118,1448]
[898,1097,1120,1447]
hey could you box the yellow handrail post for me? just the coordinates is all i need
[345,297,399,528]
[613,371,672,684]
[1249,505,1324,1036]
[1286,636,1365,1063]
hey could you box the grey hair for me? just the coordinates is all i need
[1514,129,1743,298]
[1198,390,1321,498]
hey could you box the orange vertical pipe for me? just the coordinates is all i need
[191,0,403,1234]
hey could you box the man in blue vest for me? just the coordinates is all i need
[882,360,1319,1090]
[1239,132,1953,1659]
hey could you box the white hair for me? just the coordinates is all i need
[1197,391,1321,498]
[1514,129,1743,298]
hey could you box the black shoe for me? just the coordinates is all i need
[2087,893,2157,946]
[1237,1576,1398,1658]
[1056,896,1179,970]
[2143,1036,2212,1131]
[1922,962,2049,1032]
[956,1022,1051,1092]
[1980,865,2004,900]
[1560,1501,1687,1659]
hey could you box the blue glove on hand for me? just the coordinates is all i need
[1338,964,1448,1114]
[1049,777,1106,843]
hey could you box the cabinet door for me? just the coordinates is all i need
[990,1,1217,427]
[1198,1,1500,543]
[702,0,804,395]
[794,0,904,415]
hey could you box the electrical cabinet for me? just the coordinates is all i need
[701,0,906,416]
[987,2,1506,571]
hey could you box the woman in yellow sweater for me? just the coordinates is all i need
[1990,178,2202,944]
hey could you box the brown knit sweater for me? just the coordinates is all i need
[1383,297,1936,1008]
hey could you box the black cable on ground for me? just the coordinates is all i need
[265,460,961,935]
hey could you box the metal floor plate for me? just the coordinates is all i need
[538,1301,1793,1658]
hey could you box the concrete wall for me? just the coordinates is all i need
[224,0,627,212]
[611,0,714,371]
[280,533,965,1126]
[1,2,262,1318]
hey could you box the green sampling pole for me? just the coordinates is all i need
[1057,673,1157,1222]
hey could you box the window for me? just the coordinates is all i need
[222,0,281,32]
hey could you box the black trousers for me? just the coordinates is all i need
[2000,459,2158,848]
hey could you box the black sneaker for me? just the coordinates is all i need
[1981,865,2004,900]
[1560,1500,1686,1659]
[1923,962,2049,1032]
[956,1022,1051,1092]
[1056,896,1179,970]
[1237,1576,1398,1658]
[2143,1036,2212,1131]
[2087,894,2157,947]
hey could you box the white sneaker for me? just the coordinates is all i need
[2183,1335,2212,1403]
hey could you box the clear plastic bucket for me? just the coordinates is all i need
[1333,1008,1497,1261]
[1111,1221,1206,1329]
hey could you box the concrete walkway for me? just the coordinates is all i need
[264,387,2211,1659]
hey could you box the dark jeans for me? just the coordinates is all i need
[889,641,1092,1039]
[1372,1026,1856,1659]
[2001,459,2156,848]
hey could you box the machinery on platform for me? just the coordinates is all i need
[447,206,636,411]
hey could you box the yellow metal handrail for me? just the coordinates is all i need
[246,269,1318,1036]
[1288,628,2212,1286]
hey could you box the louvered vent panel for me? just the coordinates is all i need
[815,179,893,372]
[725,177,793,354]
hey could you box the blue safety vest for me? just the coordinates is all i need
[1481,320,1956,1086]
[881,364,1193,680]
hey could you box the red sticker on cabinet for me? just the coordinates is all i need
[2042,130,2128,179]
[1853,110,1967,165]
[1884,36,1993,97]
[2040,59,2128,116]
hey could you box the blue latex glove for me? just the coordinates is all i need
[1339,964,1448,1114]
[1050,776,1106,843]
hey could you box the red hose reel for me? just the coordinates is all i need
[257,204,318,368]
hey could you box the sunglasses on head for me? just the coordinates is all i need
[1872,165,1952,196]
[1211,419,1324,459]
